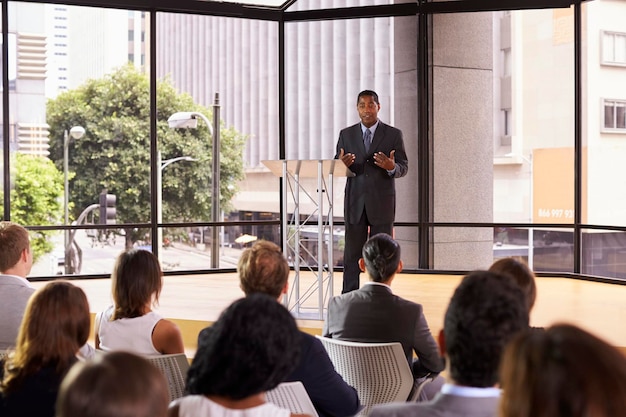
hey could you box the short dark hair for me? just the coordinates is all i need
[187,293,301,400]
[500,324,626,417]
[444,270,528,387]
[357,90,379,105]
[0,221,30,272]
[489,257,537,311]
[362,233,400,283]
[238,240,289,298]
[111,249,162,319]
[57,351,169,417]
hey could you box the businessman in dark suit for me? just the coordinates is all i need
[335,90,408,293]
[324,234,444,384]
[198,240,360,417]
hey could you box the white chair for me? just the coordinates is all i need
[266,381,319,417]
[145,353,190,402]
[316,336,415,416]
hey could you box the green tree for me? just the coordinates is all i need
[9,153,64,261]
[46,65,245,248]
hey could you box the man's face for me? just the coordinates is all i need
[357,95,380,128]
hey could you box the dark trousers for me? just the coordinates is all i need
[342,210,393,293]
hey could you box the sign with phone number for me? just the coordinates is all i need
[537,209,574,219]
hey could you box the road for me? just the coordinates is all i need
[31,230,240,277]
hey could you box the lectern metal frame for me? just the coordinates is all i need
[262,159,353,319]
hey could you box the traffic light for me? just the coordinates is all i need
[99,192,116,225]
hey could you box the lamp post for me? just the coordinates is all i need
[168,93,221,268]
[157,151,196,249]
[64,125,85,274]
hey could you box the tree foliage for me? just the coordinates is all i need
[9,153,64,261]
[46,65,246,248]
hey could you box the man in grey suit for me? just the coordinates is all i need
[324,234,444,382]
[336,90,408,293]
[0,221,35,349]
[370,270,529,417]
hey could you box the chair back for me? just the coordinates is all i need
[266,381,319,417]
[316,336,413,416]
[145,353,190,402]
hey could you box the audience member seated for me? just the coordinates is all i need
[488,257,537,314]
[198,240,360,417]
[95,249,184,355]
[170,293,310,417]
[0,221,35,350]
[324,233,444,397]
[370,270,528,417]
[499,323,626,417]
[0,281,91,417]
[56,351,169,417]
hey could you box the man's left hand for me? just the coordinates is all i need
[373,150,396,171]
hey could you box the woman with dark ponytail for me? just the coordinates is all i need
[361,233,402,283]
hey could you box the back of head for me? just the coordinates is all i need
[2,281,90,392]
[187,293,301,400]
[499,324,626,417]
[488,257,537,311]
[0,221,30,273]
[111,249,163,319]
[57,351,169,417]
[362,233,400,283]
[238,240,289,298]
[444,271,528,387]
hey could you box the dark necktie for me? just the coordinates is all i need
[364,128,372,153]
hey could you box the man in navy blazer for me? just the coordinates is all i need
[335,90,408,293]
[197,240,360,417]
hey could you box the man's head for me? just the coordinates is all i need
[360,233,402,283]
[357,90,380,128]
[0,221,32,276]
[238,240,289,299]
[443,270,528,387]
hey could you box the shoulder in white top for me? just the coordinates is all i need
[97,305,163,356]
[176,395,292,417]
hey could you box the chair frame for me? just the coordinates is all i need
[316,336,417,416]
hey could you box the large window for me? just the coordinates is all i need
[1,0,625,282]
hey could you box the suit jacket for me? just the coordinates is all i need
[197,328,360,417]
[335,121,408,225]
[323,283,444,375]
[0,274,35,349]
[369,392,500,417]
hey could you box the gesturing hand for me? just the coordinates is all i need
[374,150,395,171]
[339,148,355,167]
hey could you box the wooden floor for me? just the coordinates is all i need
[33,271,626,355]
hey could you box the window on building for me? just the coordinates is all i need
[603,99,626,131]
[602,31,626,66]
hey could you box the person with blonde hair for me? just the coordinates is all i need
[499,323,626,417]
[57,351,169,417]
[95,249,183,355]
[0,281,91,417]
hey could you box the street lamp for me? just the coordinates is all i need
[506,152,534,269]
[64,125,85,274]
[157,151,196,249]
[168,93,221,268]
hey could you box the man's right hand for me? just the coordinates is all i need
[339,148,355,167]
